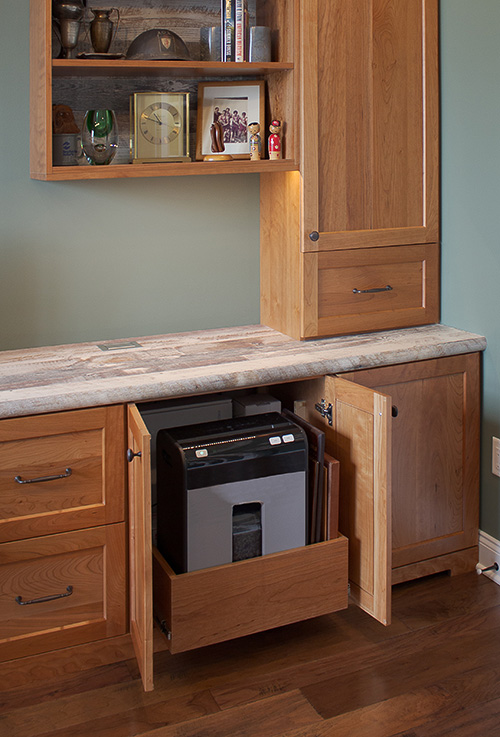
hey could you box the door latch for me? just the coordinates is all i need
[315,398,333,426]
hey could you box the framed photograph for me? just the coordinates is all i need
[196,80,265,160]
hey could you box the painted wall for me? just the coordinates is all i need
[0,1,260,351]
[2,2,500,537]
[440,0,500,539]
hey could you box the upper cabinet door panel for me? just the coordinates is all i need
[302,0,439,252]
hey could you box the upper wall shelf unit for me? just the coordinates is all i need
[30,0,299,181]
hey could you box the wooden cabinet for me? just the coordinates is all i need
[260,0,440,339]
[0,350,481,692]
[340,354,481,583]
[127,374,391,691]
[0,406,127,660]
[30,0,299,180]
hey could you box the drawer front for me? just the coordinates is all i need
[0,406,125,542]
[0,523,127,661]
[153,536,348,654]
[303,244,439,338]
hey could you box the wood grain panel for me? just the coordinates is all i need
[153,536,348,654]
[392,547,479,584]
[127,405,153,692]
[0,524,126,662]
[341,354,480,571]
[260,171,303,339]
[30,0,52,178]
[0,406,125,541]
[372,0,424,230]
[325,376,391,625]
[302,0,439,252]
[302,243,439,338]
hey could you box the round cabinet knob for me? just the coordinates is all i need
[309,231,320,242]
[127,449,142,462]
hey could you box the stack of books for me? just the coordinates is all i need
[221,0,249,62]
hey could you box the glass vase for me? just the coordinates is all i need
[81,109,118,165]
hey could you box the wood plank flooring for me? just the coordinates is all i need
[2,571,500,737]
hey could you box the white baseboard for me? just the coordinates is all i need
[478,530,500,585]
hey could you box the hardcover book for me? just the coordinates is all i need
[222,0,235,61]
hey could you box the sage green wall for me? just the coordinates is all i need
[2,2,500,538]
[0,0,260,352]
[440,0,500,538]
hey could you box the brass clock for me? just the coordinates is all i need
[130,92,190,163]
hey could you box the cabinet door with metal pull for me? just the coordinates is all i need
[0,523,127,661]
[0,406,125,542]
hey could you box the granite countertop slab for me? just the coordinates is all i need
[0,324,486,419]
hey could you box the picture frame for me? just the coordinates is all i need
[196,80,265,160]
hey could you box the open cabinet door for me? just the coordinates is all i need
[324,376,392,625]
[127,404,153,691]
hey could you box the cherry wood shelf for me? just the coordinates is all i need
[52,60,294,79]
[35,158,298,181]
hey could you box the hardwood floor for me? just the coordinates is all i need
[2,571,500,737]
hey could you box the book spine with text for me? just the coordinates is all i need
[235,0,246,62]
[222,0,235,61]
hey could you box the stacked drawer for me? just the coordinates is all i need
[0,406,127,661]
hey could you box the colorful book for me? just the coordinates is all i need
[234,0,246,62]
[222,0,235,61]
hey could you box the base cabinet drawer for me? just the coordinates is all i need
[303,244,439,338]
[152,536,348,654]
[0,406,125,542]
[0,523,127,661]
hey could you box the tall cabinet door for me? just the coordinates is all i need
[299,376,392,625]
[127,405,153,692]
[301,0,439,252]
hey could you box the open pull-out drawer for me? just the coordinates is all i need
[127,372,391,691]
[152,536,348,654]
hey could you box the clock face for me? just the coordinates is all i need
[130,93,190,162]
[139,102,181,145]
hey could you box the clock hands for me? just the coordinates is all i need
[142,114,163,125]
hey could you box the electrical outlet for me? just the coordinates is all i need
[492,437,500,477]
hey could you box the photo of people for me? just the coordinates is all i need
[197,81,264,160]
[213,98,249,144]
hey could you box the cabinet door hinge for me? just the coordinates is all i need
[315,398,333,426]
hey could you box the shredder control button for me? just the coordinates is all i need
[195,448,208,458]
[269,436,282,445]
[282,434,295,443]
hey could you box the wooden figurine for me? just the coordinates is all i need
[248,122,261,161]
[203,111,232,161]
[268,119,282,160]
[210,120,225,153]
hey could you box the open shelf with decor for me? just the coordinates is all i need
[30,0,299,181]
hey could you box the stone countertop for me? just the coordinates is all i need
[0,324,486,419]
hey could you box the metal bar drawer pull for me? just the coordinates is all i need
[353,285,393,294]
[15,585,74,606]
[14,467,72,485]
